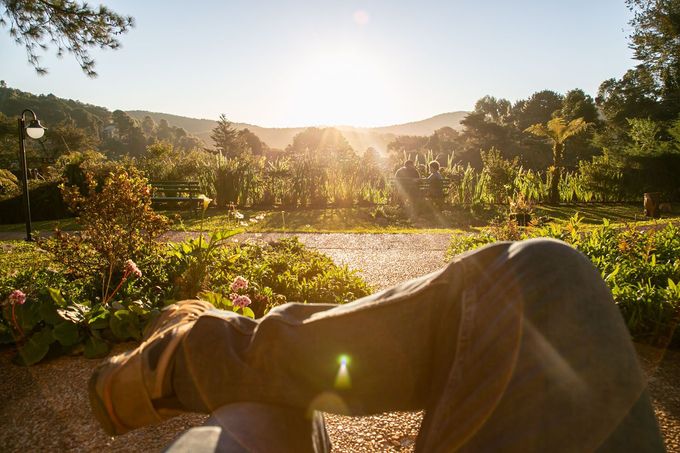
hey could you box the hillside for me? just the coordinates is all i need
[126,111,468,151]
[0,84,467,152]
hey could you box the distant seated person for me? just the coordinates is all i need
[427,160,445,201]
[394,159,420,179]
[394,160,420,205]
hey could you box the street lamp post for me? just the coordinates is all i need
[17,109,46,241]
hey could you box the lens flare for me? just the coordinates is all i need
[335,354,352,389]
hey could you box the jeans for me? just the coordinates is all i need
[166,239,664,452]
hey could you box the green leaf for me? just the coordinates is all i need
[605,265,620,282]
[57,305,86,323]
[88,308,110,330]
[17,302,42,332]
[16,328,54,366]
[53,321,80,347]
[241,306,255,318]
[39,301,62,325]
[0,323,15,345]
[48,287,67,308]
[109,309,140,341]
[127,300,148,316]
[84,336,110,359]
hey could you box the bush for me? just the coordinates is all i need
[0,182,72,224]
[2,199,371,365]
[40,167,170,280]
[447,217,680,346]
[0,168,19,197]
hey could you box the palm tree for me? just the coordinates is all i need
[525,117,589,203]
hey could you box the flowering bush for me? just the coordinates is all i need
[39,167,170,281]
[199,276,255,318]
[447,217,680,346]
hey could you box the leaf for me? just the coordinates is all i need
[605,265,620,282]
[84,335,110,359]
[128,300,148,316]
[48,287,67,308]
[39,301,62,325]
[109,309,140,341]
[57,306,85,323]
[241,306,255,318]
[53,321,81,347]
[16,328,54,366]
[88,307,110,330]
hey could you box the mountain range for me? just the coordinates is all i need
[126,111,469,151]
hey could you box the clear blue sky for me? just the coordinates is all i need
[0,0,635,127]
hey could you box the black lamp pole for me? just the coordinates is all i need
[17,109,45,242]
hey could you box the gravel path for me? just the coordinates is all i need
[1,232,679,452]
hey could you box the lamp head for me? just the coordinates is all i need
[25,119,45,139]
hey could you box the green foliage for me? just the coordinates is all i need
[206,237,372,317]
[0,0,134,76]
[0,168,18,196]
[480,148,518,203]
[0,188,371,365]
[39,167,170,280]
[447,218,680,346]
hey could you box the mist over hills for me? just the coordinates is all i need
[126,111,468,151]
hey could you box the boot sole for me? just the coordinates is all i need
[89,363,122,436]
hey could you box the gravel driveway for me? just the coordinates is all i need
[1,232,678,452]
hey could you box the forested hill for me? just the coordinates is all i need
[126,110,468,150]
[0,85,110,132]
[0,84,467,151]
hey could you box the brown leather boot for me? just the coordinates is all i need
[89,300,213,435]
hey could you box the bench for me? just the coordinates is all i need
[391,178,450,205]
[150,181,203,210]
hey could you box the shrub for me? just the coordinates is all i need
[0,182,72,224]
[446,217,680,346]
[40,168,170,281]
[1,232,372,364]
[0,168,19,197]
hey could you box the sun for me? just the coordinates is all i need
[283,46,401,126]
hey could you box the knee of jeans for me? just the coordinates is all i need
[509,238,594,277]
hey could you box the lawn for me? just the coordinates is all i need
[0,203,678,235]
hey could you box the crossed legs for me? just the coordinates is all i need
[92,239,665,452]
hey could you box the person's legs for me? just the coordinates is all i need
[171,238,662,452]
[164,403,330,453]
[92,239,663,451]
[415,238,664,452]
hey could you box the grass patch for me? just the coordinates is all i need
[0,217,79,233]
[0,241,53,278]
[1,203,678,235]
[533,202,679,224]
[172,206,499,233]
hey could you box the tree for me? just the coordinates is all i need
[513,90,564,131]
[627,0,680,114]
[559,89,599,124]
[288,127,352,155]
[0,0,134,77]
[211,114,243,158]
[238,128,265,155]
[525,117,589,203]
[141,116,156,137]
[474,96,513,124]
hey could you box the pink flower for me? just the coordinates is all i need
[233,295,252,308]
[229,293,239,301]
[125,260,142,278]
[230,276,248,292]
[9,290,26,306]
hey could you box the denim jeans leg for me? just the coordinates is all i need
[417,238,664,452]
[164,403,330,453]
[171,238,663,452]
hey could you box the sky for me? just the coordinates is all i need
[0,0,636,128]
